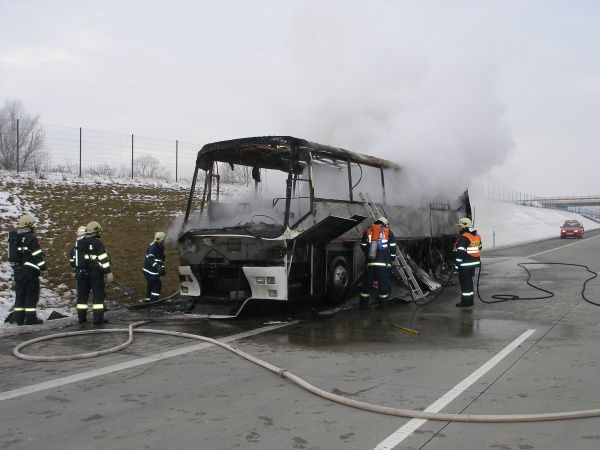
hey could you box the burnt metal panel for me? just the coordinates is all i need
[293,215,366,245]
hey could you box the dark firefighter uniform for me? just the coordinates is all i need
[359,218,397,308]
[12,220,46,325]
[75,222,112,324]
[68,226,87,273]
[143,232,166,302]
[453,218,482,307]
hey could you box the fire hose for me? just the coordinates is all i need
[476,262,599,306]
[12,320,600,423]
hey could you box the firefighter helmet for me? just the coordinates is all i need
[77,226,87,237]
[457,217,473,228]
[376,216,389,226]
[154,231,166,242]
[18,214,35,229]
[86,221,103,236]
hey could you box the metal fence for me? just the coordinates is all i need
[18,122,201,182]
[469,183,600,218]
[7,120,600,219]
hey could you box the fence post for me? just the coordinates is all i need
[131,134,134,179]
[16,118,19,173]
[176,139,178,182]
[79,127,82,177]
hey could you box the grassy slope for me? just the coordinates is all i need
[0,173,190,309]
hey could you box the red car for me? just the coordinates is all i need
[560,220,584,239]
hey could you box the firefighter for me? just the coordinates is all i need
[10,215,46,325]
[359,216,397,309]
[453,217,482,308]
[75,221,113,324]
[142,231,166,302]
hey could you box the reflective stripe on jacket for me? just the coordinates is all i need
[79,236,111,273]
[454,229,482,267]
[143,241,165,277]
[463,232,481,258]
[16,231,46,272]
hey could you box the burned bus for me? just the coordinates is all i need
[178,136,470,315]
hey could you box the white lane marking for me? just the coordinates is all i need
[526,234,600,258]
[374,329,536,450]
[0,322,294,403]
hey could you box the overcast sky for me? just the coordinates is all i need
[1,0,599,196]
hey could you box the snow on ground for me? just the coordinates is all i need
[0,170,240,326]
[0,170,190,325]
[0,169,191,191]
[470,194,600,250]
[1,169,598,326]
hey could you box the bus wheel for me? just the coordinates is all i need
[327,257,351,304]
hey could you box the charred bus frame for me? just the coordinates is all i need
[179,136,470,314]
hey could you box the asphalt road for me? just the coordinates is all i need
[2,230,600,450]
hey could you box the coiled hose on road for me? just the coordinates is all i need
[12,320,600,423]
[419,260,599,307]
[476,262,599,306]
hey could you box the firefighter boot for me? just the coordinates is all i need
[455,300,474,308]
[359,293,371,310]
[25,311,43,325]
[77,306,88,324]
[14,310,25,326]
[93,309,108,325]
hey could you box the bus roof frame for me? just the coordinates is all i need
[195,136,401,173]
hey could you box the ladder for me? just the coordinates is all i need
[358,192,425,302]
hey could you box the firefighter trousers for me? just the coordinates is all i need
[144,273,162,300]
[360,266,391,307]
[76,270,106,323]
[14,266,41,325]
[457,265,476,305]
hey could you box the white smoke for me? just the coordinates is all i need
[169,170,292,239]
[278,1,514,206]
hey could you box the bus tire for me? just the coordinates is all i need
[326,256,351,304]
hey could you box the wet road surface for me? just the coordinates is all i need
[2,229,600,449]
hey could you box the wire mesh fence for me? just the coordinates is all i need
[32,123,201,182]
[5,120,600,219]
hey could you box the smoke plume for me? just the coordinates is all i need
[278,1,514,206]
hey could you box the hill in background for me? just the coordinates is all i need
[2,170,598,323]
[470,193,600,249]
[0,170,192,320]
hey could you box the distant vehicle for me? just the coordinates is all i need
[560,220,584,239]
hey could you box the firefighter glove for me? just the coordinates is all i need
[105,272,114,284]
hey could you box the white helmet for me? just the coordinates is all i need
[86,221,103,236]
[457,217,473,228]
[376,216,389,226]
[154,231,166,242]
[18,214,35,229]
[77,226,87,237]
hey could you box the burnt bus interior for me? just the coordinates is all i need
[180,136,470,305]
